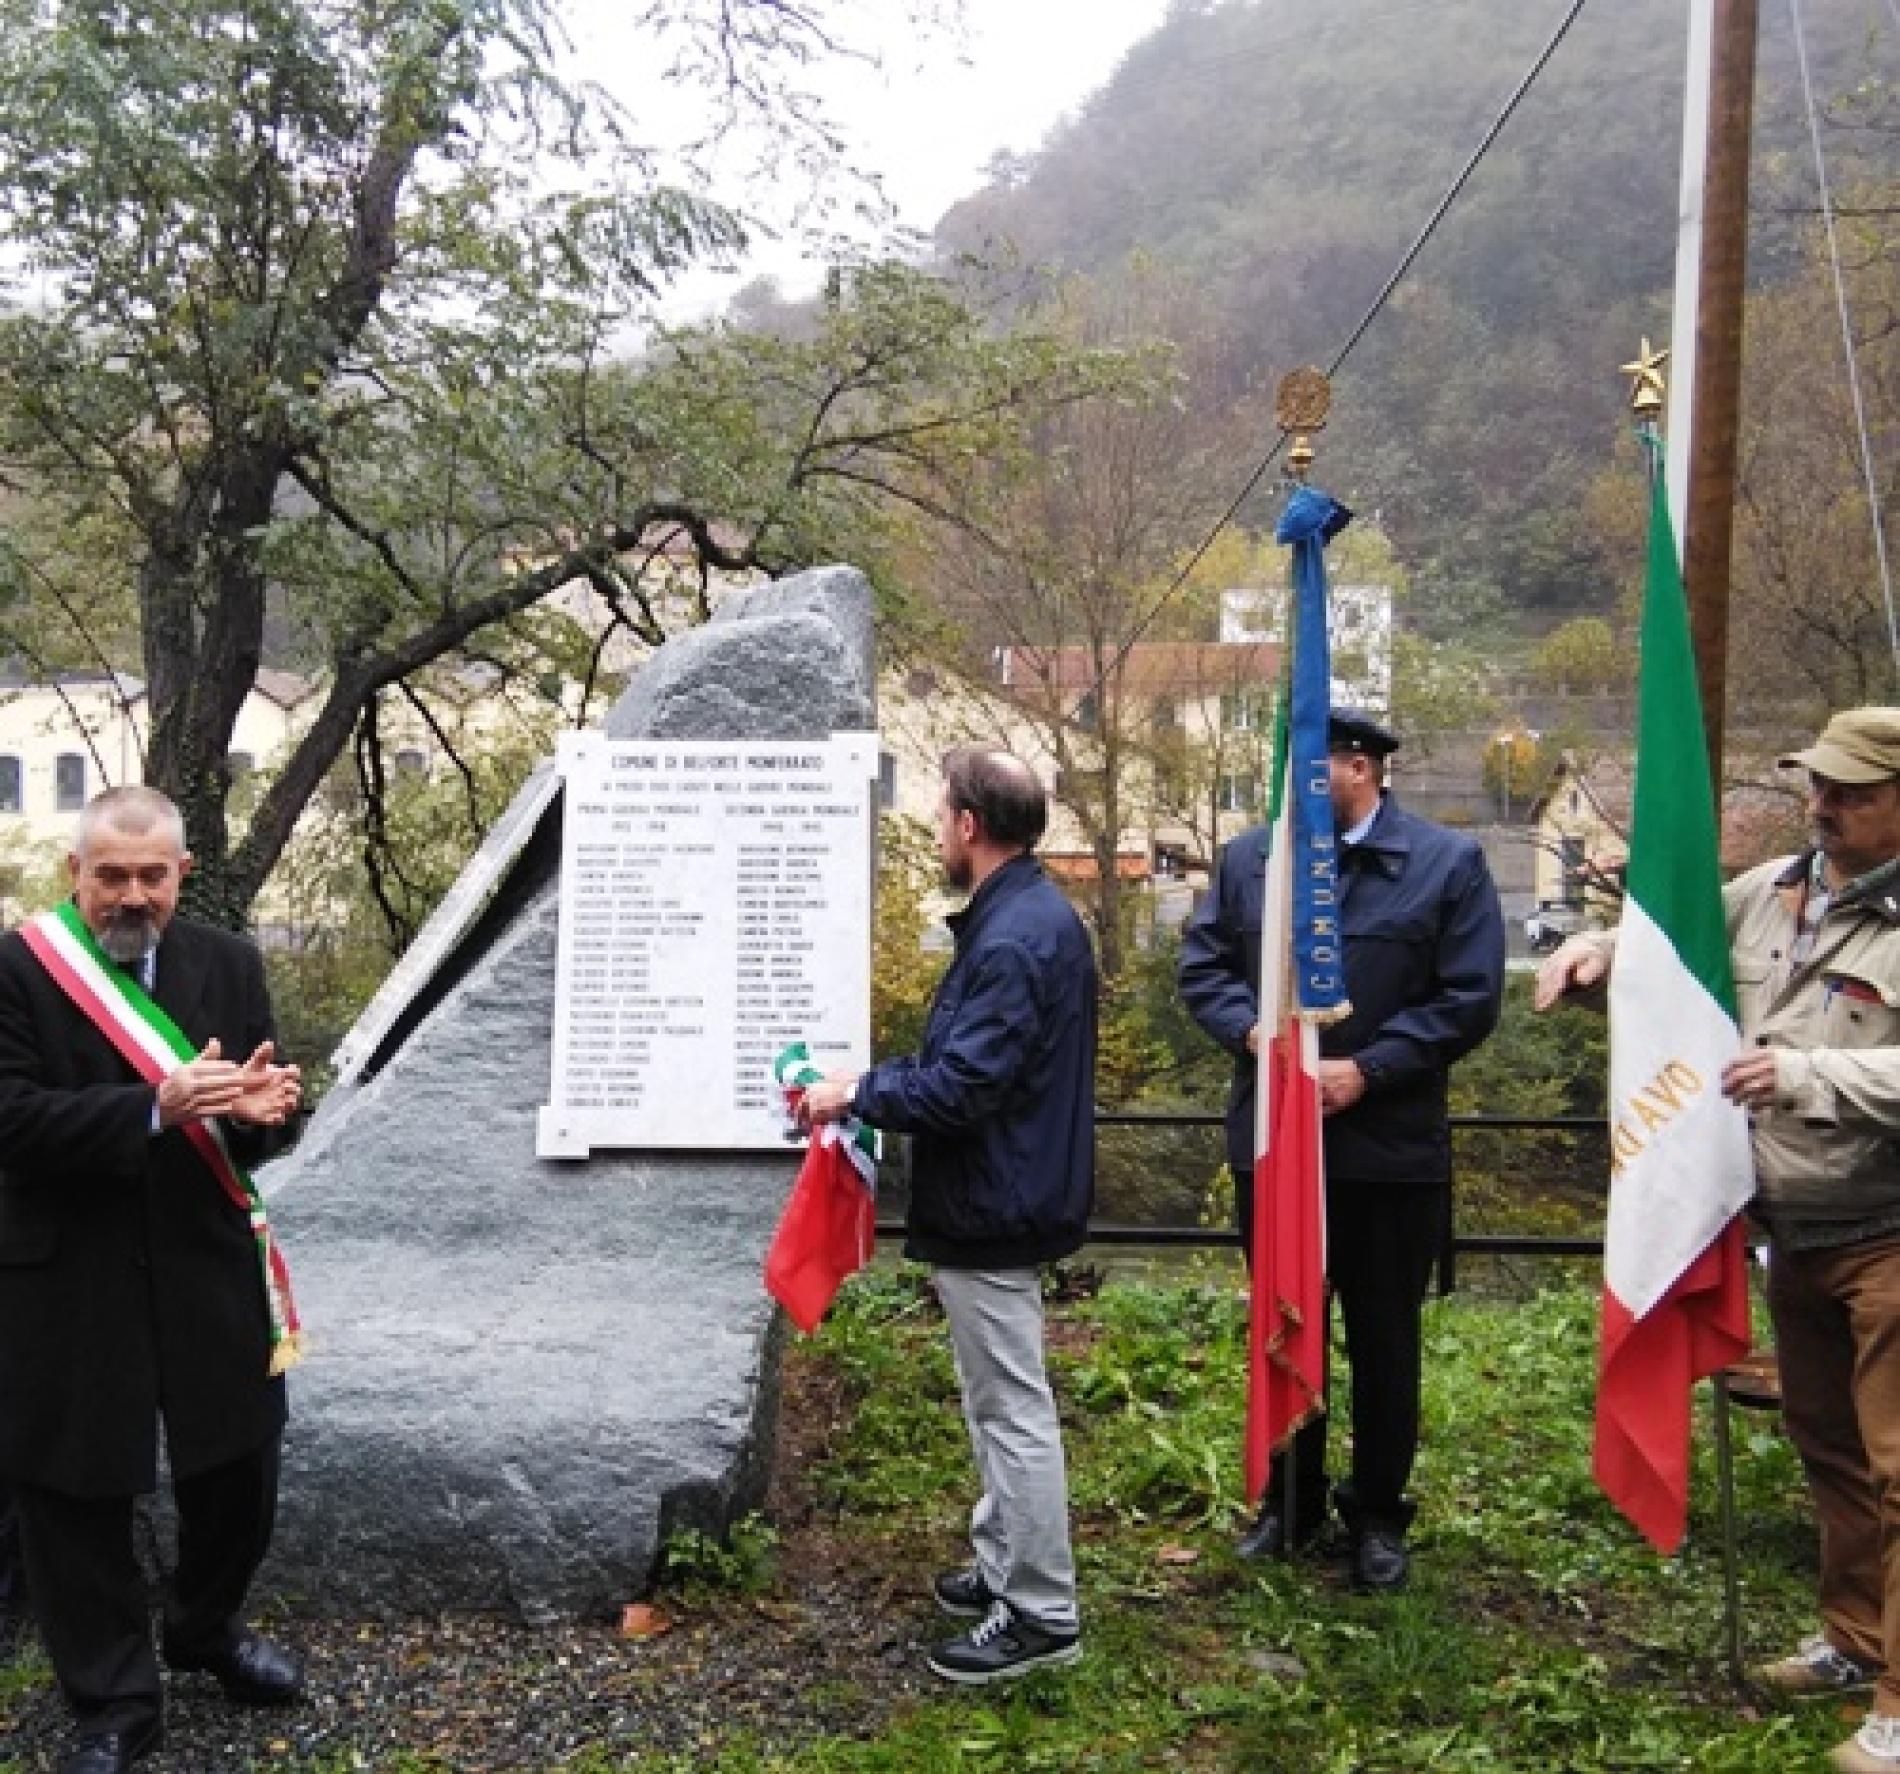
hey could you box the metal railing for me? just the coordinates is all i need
[873,1109,1609,1291]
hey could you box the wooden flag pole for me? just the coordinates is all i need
[1668,0,1760,790]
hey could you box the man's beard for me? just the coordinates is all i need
[942,850,973,892]
[98,911,158,966]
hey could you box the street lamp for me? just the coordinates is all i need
[1491,728,1541,823]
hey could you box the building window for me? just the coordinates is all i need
[1220,690,1273,733]
[1075,690,1100,734]
[1217,771,1257,814]
[1151,696,1178,733]
[1154,841,1188,880]
[0,756,20,814]
[392,748,428,778]
[228,751,255,779]
[55,753,85,811]
[877,752,896,811]
[1560,836,1587,906]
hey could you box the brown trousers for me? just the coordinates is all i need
[1768,1232,1900,1713]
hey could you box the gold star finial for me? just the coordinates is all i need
[1621,338,1669,420]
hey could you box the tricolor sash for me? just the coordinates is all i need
[19,902,305,1375]
[762,1041,879,1333]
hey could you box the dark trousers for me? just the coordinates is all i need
[1237,1169,1448,1532]
[0,1484,22,1638]
[14,1436,281,1739]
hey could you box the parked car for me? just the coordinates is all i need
[1524,902,1586,954]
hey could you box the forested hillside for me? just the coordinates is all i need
[936,0,1891,640]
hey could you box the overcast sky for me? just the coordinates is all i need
[565,0,1174,323]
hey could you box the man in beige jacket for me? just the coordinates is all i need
[1537,707,1900,1774]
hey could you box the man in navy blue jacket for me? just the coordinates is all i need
[801,747,1096,1684]
[1180,712,1504,1590]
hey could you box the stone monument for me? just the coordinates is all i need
[257,565,876,1621]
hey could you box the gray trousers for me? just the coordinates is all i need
[935,1266,1079,1634]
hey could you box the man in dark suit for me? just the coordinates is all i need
[0,786,304,1774]
[1180,712,1505,1591]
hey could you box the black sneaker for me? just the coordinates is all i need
[927,1602,1082,1685]
[933,1567,996,1618]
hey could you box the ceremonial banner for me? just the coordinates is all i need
[1244,486,1352,1504]
[763,1042,879,1333]
[1597,446,1753,1551]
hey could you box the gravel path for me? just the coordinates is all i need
[1,1358,936,1773]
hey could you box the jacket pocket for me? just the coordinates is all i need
[1821,965,1900,1048]
[1730,955,1774,1028]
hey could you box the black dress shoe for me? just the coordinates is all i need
[167,1626,305,1703]
[1352,1526,1409,1592]
[57,1720,163,1774]
[1236,1506,1327,1560]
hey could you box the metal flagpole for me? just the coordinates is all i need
[1255,741,1296,1552]
[1264,370,1331,1556]
[1661,0,1760,1679]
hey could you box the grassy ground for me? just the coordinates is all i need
[0,1265,1861,1771]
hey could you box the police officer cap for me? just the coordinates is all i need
[1328,711,1402,758]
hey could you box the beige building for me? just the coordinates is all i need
[0,669,318,843]
[876,641,1285,933]
[1527,749,1807,934]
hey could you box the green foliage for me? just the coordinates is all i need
[936,0,1885,639]
[1449,976,1608,1236]
[802,1268,965,1517]
[0,822,70,922]
[657,1515,782,1599]
[0,0,1122,919]
[769,1274,1836,1774]
[0,1273,1838,1771]
[1534,618,1628,695]
[1477,725,1564,820]
[893,258,1262,981]
[1094,974,1175,1109]
[1082,926,1220,1113]
[258,720,547,1083]
[1730,200,1900,716]
[1390,631,1497,751]
[871,815,947,1062]
[1059,1280,1245,1528]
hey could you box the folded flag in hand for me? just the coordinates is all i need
[763,1041,879,1333]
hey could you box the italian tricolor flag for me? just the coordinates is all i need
[763,1042,878,1334]
[1597,450,1754,1551]
[1243,755,1327,1506]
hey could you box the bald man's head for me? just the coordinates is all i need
[941,747,1048,851]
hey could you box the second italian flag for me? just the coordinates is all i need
[1596,446,1754,1551]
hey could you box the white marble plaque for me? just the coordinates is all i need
[537,732,876,1157]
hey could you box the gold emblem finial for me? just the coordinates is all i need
[1276,367,1331,481]
[1621,338,1669,421]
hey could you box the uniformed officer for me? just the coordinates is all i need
[1180,711,1506,1589]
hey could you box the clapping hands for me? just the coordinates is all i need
[157,1038,302,1129]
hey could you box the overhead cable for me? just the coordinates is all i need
[1069,0,1593,719]
[1788,0,1899,680]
